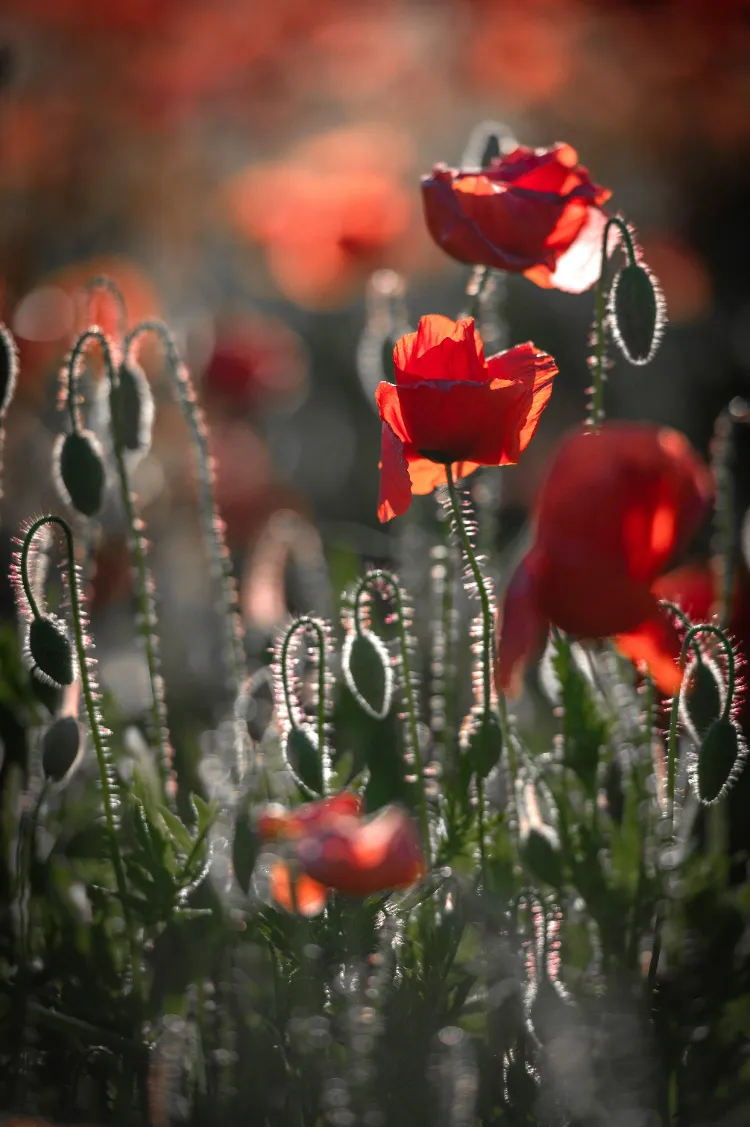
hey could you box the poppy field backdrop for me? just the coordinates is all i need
[2,2,750,1125]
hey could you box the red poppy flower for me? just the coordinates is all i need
[294,805,425,897]
[377,315,557,522]
[496,424,714,696]
[257,789,363,841]
[421,143,611,293]
[259,796,425,913]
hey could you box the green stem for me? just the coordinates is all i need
[124,321,247,703]
[65,329,172,799]
[710,408,734,629]
[588,215,637,430]
[279,616,330,793]
[20,517,138,985]
[445,465,501,880]
[353,570,431,864]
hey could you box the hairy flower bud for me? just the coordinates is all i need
[54,430,106,517]
[610,261,665,366]
[42,715,82,783]
[342,630,393,720]
[27,614,76,687]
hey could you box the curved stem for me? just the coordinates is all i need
[124,321,247,702]
[84,276,127,345]
[353,570,431,863]
[587,215,637,431]
[279,616,330,793]
[20,516,137,981]
[65,329,172,798]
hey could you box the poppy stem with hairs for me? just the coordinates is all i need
[445,464,500,879]
[352,570,431,864]
[66,329,174,803]
[588,216,637,430]
[20,516,139,993]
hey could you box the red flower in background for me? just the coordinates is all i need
[377,315,557,521]
[496,424,714,696]
[422,143,611,293]
[257,794,425,914]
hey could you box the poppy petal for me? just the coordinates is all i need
[270,861,328,916]
[615,607,683,695]
[394,315,487,384]
[378,418,413,522]
[495,555,550,698]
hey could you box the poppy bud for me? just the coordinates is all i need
[54,431,106,517]
[42,715,82,783]
[520,825,564,889]
[695,717,747,804]
[283,727,323,795]
[30,668,64,715]
[27,614,76,687]
[679,656,723,744]
[462,711,503,781]
[609,261,665,366]
[111,360,154,453]
[0,322,18,417]
[342,630,393,720]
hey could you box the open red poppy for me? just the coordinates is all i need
[377,315,557,521]
[496,424,714,695]
[421,143,611,293]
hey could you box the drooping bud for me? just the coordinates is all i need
[111,359,154,453]
[609,260,665,366]
[679,655,724,744]
[342,630,393,720]
[0,322,18,417]
[694,717,747,804]
[27,614,76,687]
[520,824,564,889]
[232,809,260,895]
[461,710,503,781]
[283,727,323,796]
[42,715,82,783]
[53,430,106,517]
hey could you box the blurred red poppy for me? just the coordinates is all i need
[294,804,426,897]
[377,314,557,521]
[496,425,714,696]
[257,790,363,841]
[421,143,611,292]
[259,796,424,911]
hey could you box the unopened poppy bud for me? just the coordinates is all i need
[520,825,564,889]
[0,323,18,417]
[679,656,723,744]
[30,668,64,715]
[27,614,76,687]
[283,727,323,795]
[695,717,747,804]
[42,715,82,783]
[462,711,503,780]
[54,431,106,517]
[111,360,154,453]
[342,630,393,720]
[610,261,665,366]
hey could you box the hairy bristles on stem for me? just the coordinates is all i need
[13,515,139,983]
[356,269,410,402]
[0,322,19,502]
[273,615,334,796]
[350,569,431,863]
[61,327,175,802]
[123,320,247,702]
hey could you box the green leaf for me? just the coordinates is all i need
[552,634,608,797]
[232,812,260,895]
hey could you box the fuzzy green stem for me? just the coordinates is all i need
[279,616,329,794]
[353,569,431,863]
[65,329,172,799]
[666,622,736,829]
[588,215,637,430]
[124,320,247,703]
[20,516,137,981]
